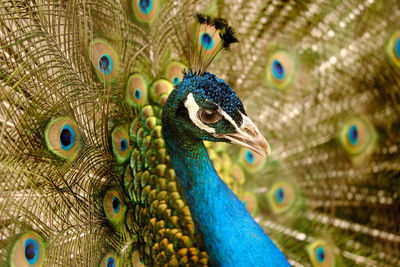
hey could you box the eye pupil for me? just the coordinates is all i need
[204,110,214,119]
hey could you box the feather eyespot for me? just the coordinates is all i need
[271,59,285,80]
[239,148,266,173]
[59,124,76,151]
[339,117,376,156]
[99,252,120,267]
[126,74,148,107]
[25,239,39,265]
[132,0,159,23]
[347,125,358,146]
[139,0,152,14]
[112,196,121,213]
[306,240,335,267]
[120,138,128,152]
[132,250,145,266]
[266,50,295,89]
[386,31,400,67]
[9,231,45,267]
[201,32,214,50]
[45,117,80,160]
[245,150,254,164]
[192,14,238,74]
[197,24,221,57]
[165,62,186,85]
[112,125,132,163]
[275,187,285,204]
[315,246,325,263]
[267,182,295,213]
[135,89,141,99]
[103,189,127,227]
[98,54,113,74]
[198,108,222,124]
[107,257,115,267]
[89,39,119,81]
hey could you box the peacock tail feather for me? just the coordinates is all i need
[0,0,399,266]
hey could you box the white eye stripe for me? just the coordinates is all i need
[184,93,250,135]
[221,110,259,139]
[220,109,240,130]
[184,93,216,133]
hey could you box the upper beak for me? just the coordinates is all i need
[214,116,271,157]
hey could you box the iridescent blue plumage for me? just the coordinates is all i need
[245,150,255,164]
[139,0,152,15]
[275,187,285,204]
[395,38,400,59]
[107,256,115,267]
[178,72,245,126]
[272,59,285,80]
[60,124,76,151]
[316,246,326,263]
[162,71,289,266]
[347,125,358,146]
[201,33,214,50]
[112,196,120,213]
[120,138,128,152]
[24,239,39,265]
[99,54,113,74]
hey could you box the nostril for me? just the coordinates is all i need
[243,127,256,136]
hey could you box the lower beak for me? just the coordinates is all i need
[214,117,271,157]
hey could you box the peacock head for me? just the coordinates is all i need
[162,70,270,156]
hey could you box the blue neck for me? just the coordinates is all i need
[163,131,289,266]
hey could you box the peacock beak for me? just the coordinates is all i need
[215,115,271,157]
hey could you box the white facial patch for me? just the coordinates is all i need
[184,93,216,133]
[220,109,240,130]
[219,110,257,136]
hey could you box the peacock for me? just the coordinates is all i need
[0,0,399,266]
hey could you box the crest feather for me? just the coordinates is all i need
[190,13,239,75]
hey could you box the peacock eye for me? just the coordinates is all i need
[198,108,222,124]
